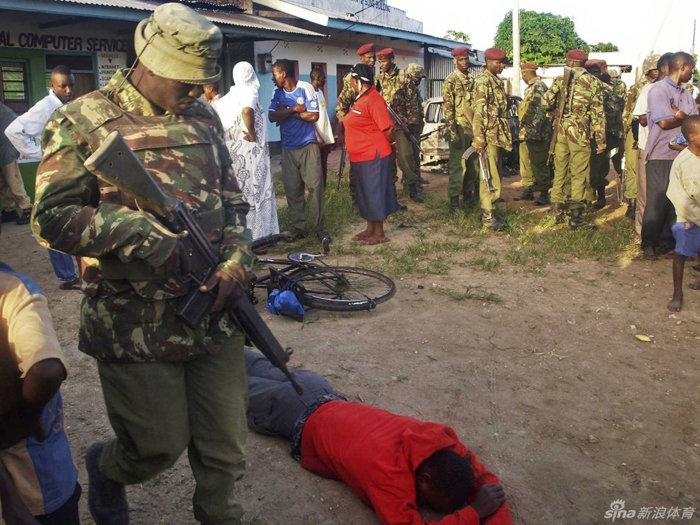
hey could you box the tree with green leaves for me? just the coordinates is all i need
[444,30,470,43]
[590,42,619,52]
[494,10,588,65]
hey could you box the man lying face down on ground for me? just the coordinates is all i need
[245,350,513,524]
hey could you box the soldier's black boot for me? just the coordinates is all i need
[449,196,459,213]
[86,442,129,525]
[534,191,550,206]
[481,209,506,231]
[569,207,598,230]
[593,186,606,209]
[625,198,636,220]
[514,186,534,201]
[409,184,424,203]
[552,203,566,224]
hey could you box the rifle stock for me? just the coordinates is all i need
[337,146,347,190]
[84,130,304,395]
[548,67,573,165]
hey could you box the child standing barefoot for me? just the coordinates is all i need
[666,116,700,311]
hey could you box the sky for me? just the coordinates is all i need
[388,0,697,58]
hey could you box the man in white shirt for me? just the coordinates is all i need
[310,68,335,186]
[4,65,80,290]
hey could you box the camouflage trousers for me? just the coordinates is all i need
[98,334,248,525]
[479,145,503,211]
[392,129,421,188]
[447,126,479,198]
[623,129,638,200]
[519,139,551,191]
[0,160,31,210]
[551,133,590,210]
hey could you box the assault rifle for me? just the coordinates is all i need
[386,104,422,153]
[462,145,496,193]
[84,130,304,395]
[548,66,574,165]
[337,145,347,190]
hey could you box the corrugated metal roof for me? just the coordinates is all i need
[0,0,323,37]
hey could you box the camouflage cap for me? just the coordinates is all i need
[642,53,661,75]
[406,63,426,80]
[135,3,222,84]
[609,68,620,78]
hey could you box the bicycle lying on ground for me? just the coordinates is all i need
[248,233,396,318]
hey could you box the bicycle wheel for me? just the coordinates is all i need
[290,266,395,312]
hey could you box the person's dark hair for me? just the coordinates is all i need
[310,68,326,80]
[350,63,375,86]
[51,65,72,77]
[657,52,675,72]
[420,450,475,512]
[670,51,695,72]
[272,59,295,78]
[681,115,700,140]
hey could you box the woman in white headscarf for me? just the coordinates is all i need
[214,61,279,240]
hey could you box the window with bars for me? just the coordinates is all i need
[0,62,29,114]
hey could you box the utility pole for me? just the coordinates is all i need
[512,0,521,96]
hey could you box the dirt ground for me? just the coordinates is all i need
[1,152,699,525]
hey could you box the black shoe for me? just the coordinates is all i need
[397,203,408,211]
[569,207,597,230]
[625,199,636,220]
[409,185,424,203]
[481,209,507,231]
[58,277,81,290]
[513,186,534,201]
[86,443,129,525]
[16,208,31,225]
[449,196,459,213]
[289,230,306,241]
[593,186,606,210]
[533,191,551,206]
[552,203,566,224]
[1,209,18,223]
[419,177,430,185]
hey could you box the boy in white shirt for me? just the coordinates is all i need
[310,68,335,186]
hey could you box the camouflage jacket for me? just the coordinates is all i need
[376,66,420,126]
[622,77,651,134]
[32,70,254,364]
[336,72,354,122]
[604,78,626,138]
[543,67,606,149]
[442,69,474,139]
[518,76,551,142]
[472,69,512,151]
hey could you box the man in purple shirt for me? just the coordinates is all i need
[642,52,698,258]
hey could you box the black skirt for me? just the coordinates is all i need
[352,153,401,221]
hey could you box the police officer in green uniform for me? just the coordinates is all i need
[584,59,612,208]
[543,49,606,230]
[336,43,376,125]
[31,4,254,524]
[376,47,424,203]
[472,47,512,230]
[515,62,552,205]
[442,46,478,212]
[621,53,660,219]
[405,63,429,186]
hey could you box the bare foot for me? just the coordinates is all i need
[353,231,370,241]
[689,280,700,290]
[359,236,389,245]
[668,293,683,312]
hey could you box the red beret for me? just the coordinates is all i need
[521,63,538,71]
[451,46,470,58]
[357,43,375,56]
[584,60,602,71]
[566,49,588,61]
[484,47,507,60]
[376,48,394,59]
[597,59,607,67]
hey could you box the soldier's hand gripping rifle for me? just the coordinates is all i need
[386,104,422,153]
[337,145,347,190]
[462,145,496,193]
[548,66,574,166]
[84,130,304,395]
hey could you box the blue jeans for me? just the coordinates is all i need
[48,249,78,285]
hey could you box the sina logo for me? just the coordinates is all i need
[604,500,636,521]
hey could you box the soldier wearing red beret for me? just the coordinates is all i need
[542,49,606,229]
[336,43,377,124]
[376,47,425,202]
[443,46,478,211]
[472,47,511,230]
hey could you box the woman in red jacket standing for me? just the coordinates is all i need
[343,63,401,245]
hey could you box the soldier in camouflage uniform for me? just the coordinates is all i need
[376,48,424,203]
[336,43,376,125]
[515,63,552,205]
[622,54,660,219]
[31,4,254,524]
[543,49,606,230]
[472,47,512,230]
[442,46,479,212]
[405,63,429,185]
[608,67,627,177]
